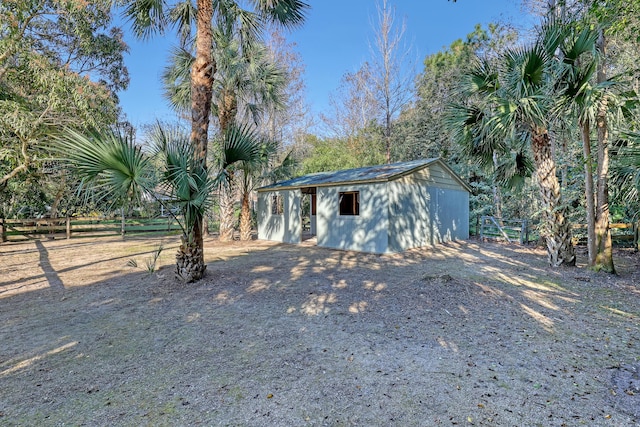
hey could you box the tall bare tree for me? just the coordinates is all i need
[369,0,414,163]
[321,63,380,140]
[262,29,312,148]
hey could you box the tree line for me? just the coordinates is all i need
[302,0,640,274]
[2,0,639,281]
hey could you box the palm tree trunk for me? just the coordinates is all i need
[175,236,207,283]
[219,184,236,241]
[218,91,237,136]
[217,91,238,243]
[594,30,615,273]
[595,104,615,272]
[531,128,576,267]
[492,150,503,221]
[186,0,215,277]
[239,188,252,241]
[580,120,596,265]
[191,0,214,165]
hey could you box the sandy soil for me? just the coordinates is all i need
[1,235,639,426]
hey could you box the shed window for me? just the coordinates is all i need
[271,195,284,215]
[339,191,359,216]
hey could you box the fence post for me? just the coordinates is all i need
[1,217,5,243]
[66,217,71,239]
[479,216,485,240]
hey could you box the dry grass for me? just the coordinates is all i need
[1,236,639,426]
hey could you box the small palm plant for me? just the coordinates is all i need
[57,123,260,282]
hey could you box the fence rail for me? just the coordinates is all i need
[0,216,181,242]
[478,215,638,248]
[479,216,530,244]
[571,222,639,248]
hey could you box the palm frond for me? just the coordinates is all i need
[537,16,569,57]
[457,58,499,96]
[147,124,216,237]
[122,0,168,40]
[168,0,196,45]
[610,132,640,207]
[257,0,309,29]
[54,129,155,208]
[162,46,194,112]
[561,25,598,65]
[494,148,534,190]
[506,44,547,94]
[221,124,263,170]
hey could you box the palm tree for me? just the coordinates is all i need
[121,0,307,261]
[447,58,534,221]
[449,22,576,267]
[57,124,261,282]
[555,23,614,272]
[162,29,287,241]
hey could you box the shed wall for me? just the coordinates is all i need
[316,183,389,253]
[257,190,301,244]
[387,180,431,251]
[388,170,469,252]
[409,163,466,191]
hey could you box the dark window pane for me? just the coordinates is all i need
[339,191,359,216]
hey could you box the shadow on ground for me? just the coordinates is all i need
[0,236,639,426]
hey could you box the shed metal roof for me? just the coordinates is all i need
[257,158,471,192]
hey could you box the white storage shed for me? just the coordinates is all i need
[256,158,471,253]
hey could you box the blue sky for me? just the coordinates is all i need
[117,0,533,129]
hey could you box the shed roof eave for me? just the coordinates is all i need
[256,177,391,192]
[255,158,472,193]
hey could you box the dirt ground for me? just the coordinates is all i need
[1,235,639,426]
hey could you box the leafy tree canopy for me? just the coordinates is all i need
[0,0,129,213]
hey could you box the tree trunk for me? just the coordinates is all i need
[218,90,237,136]
[492,150,503,220]
[580,120,596,265]
[191,0,214,167]
[203,214,210,236]
[218,184,236,241]
[217,88,239,243]
[531,128,575,267]
[185,0,215,277]
[121,207,126,238]
[594,30,615,273]
[239,189,252,241]
[175,236,206,283]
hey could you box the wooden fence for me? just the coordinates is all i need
[571,222,639,248]
[478,215,639,248]
[0,216,181,242]
[479,216,530,244]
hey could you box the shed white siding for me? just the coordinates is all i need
[257,189,301,244]
[256,158,470,253]
[387,166,469,252]
[317,183,389,253]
